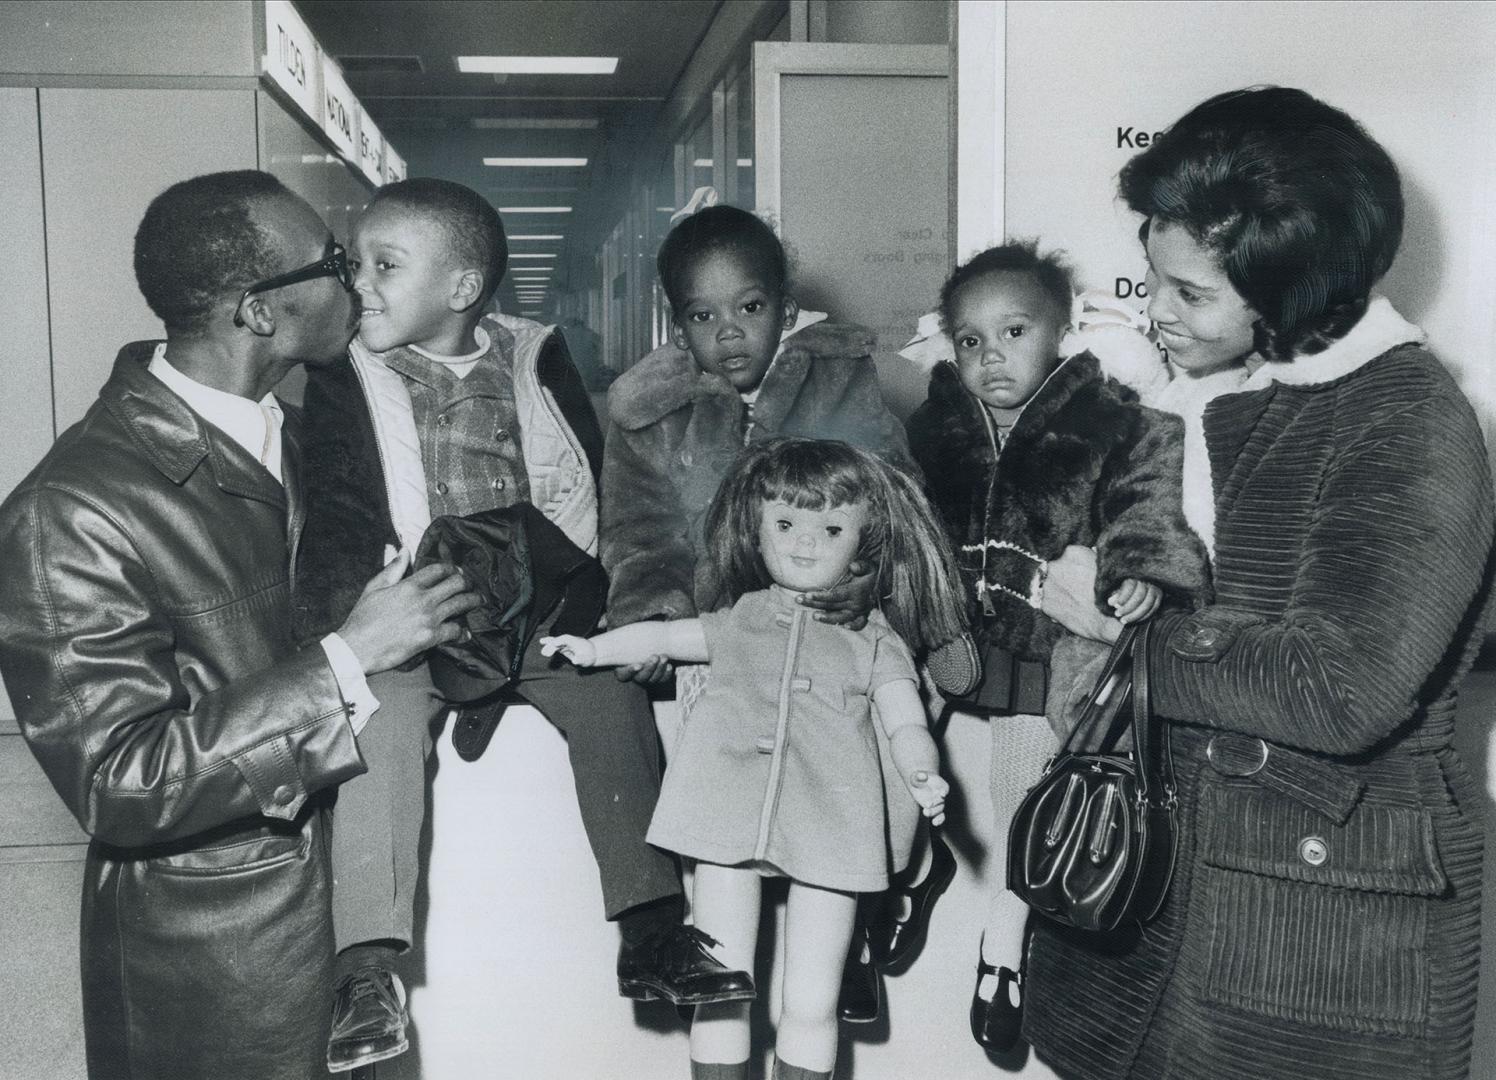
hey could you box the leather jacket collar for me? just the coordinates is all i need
[99,341,294,511]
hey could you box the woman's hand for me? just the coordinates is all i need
[1042,545,1124,644]
[1109,578,1162,624]
[907,770,949,827]
[539,634,597,667]
[796,558,876,630]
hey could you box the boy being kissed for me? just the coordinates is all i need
[292,179,753,1073]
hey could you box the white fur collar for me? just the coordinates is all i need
[1242,296,1424,390]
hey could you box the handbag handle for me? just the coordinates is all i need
[1129,621,1176,808]
[1055,622,1140,757]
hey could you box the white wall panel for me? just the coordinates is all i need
[0,87,54,503]
[1001,0,1496,451]
[39,87,257,430]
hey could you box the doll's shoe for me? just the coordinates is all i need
[971,954,1023,1053]
[871,828,957,968]
[837,925,881,1024]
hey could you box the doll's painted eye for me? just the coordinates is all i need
[775,519,792,532]
[825,525,842,537]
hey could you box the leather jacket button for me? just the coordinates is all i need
[435,481,449,496]
[1190,626,1220,649]
[272,784,295,806]
[1299,836,1328,866]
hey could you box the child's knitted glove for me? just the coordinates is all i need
[926,631,982,698]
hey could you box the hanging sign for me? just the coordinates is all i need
[262,0,319,121]
[320,55,358,159]
[383,145,407,184]
[357,105,385,186]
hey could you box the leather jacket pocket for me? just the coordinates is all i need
[1196,782,1444,1037]
[147,830,310,877]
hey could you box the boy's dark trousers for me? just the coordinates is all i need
[330,631,680,951]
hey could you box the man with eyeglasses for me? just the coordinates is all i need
[0,170,479,1080]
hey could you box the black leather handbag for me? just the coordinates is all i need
[1006,621,1177,933]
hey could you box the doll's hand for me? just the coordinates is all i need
[796,558,876,630]
[539,635,597,667]
[908,770,949,827]
[614,655,675,685]
[1109,578,1161,624]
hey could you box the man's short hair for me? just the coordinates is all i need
[134,170,291,336]
[364,179,508,308]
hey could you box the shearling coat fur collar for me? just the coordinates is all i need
[608,321,877,432]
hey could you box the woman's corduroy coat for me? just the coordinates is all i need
[1023,332,1495,1080]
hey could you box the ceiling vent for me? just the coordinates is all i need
[338,55,425,74]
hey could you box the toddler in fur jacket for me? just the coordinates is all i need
[907,242,1215,735]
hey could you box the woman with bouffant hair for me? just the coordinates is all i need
[1026,86,1494,1080]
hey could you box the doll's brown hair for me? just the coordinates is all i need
[703,437,967,649]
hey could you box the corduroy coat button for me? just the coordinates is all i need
[1190,627,1220,649]
[435,481,449,495]
[1299,836,1328,866]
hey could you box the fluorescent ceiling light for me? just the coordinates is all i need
[509,234,563,241]
[692,158,712,168]
[509,253,556,260]
[499,206,572,213]
[514,278,551,283]
[458,56,618,75]
[474,117,599,129]
[484,157,588,167]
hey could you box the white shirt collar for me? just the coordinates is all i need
[147,343,285,482]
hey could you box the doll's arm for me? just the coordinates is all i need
[541,619,709,668]
[872,678,948,826]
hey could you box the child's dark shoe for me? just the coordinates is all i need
[836,925,881,1024]
[871,827,957,968]
[970,954,1023,1053]
[617,925,755,1006]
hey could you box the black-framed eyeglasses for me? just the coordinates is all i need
[232,241,353,327]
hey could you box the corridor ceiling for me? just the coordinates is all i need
[298,0,726,313]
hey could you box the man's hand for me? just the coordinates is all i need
[613,655,675,685]
[796,558,877,630]
[337,552,481,675]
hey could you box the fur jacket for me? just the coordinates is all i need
[907,351,1212,663]
[292,318,602,642]
[601,320,913,627]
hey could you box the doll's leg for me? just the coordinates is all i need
[776,882,858,1074]
[689,862,762,1066]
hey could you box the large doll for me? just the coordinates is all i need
[543,436,969,1080]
